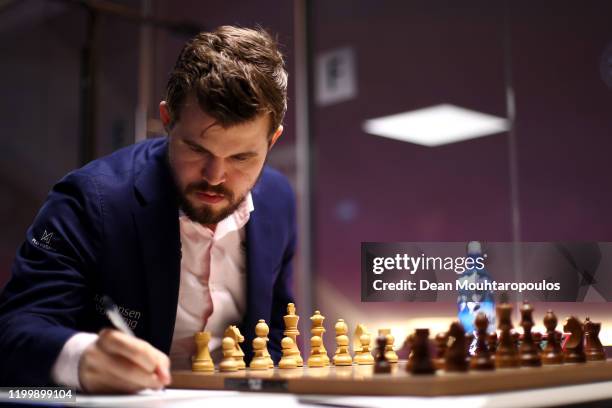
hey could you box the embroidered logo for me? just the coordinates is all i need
[31,228,58,251]
[93,294,142,330]
[41,230,54,245]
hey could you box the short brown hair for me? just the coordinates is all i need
[165,26,288,136]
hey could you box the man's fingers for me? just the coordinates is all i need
[155,363,172,385]
[97,329,154,371]
[97,329,170,379]
[80,341,164,393]
[97,349,164,390]
[80,345,140,393]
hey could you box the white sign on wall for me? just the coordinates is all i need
[315,47,357,106]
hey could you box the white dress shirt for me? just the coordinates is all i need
[169,193,252,368]
[51,193,253,387]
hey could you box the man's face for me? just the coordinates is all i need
[162,95,282,225]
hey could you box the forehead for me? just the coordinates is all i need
[177,96,270,149]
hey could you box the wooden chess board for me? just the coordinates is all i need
[170,359,612,396]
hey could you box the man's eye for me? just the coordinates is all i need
[232,155,249,162]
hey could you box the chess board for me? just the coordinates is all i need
[170,359,612,396]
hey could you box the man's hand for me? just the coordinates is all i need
[79,329,171,393]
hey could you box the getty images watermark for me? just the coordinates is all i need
[361,242,609,302]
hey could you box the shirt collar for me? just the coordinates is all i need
[234,192,254,230]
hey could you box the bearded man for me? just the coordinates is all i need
[0,25,295,393]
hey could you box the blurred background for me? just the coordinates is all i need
[2,0,612,352]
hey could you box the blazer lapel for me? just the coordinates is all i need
[132,140,181,354]
[242,181,279,346]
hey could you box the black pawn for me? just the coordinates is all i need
[409,329,436,375]
[542,310,563,365]
[445,321,468,372]
[434,332,447,370]
[471,313,494,370]
[519,301,541,367]
[374,335,391,373]
[495,302,520,368]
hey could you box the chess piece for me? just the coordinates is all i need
[378,328,390,336]
[495,302,520,368]
[405,333,415,371]
[353,324,368,353]
[224,325,246,370]
[219,336,239,372]
[408,329,435,374]
[250,337,270,370]
[378,329,399,364]
[354,333,374,365]
[192,331,214,372]
[487,332,498,356]
[283,303,303,367]
[310,311,330,366]
[584,317,606,361]
[333,319,353,366]
[445,322,468,372]
[533,332,543,352]
[279,337,298,369]
[307,335,325,367]
[563,316,587,363]
[471,313,494,370]
[512,332,520,348]
[255,319,274,368]
[434,332,448,369]
[519,301,541,367]
[374,335,391,373]
[465,332,474,363]
[541,310,563,365]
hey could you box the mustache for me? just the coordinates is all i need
[185,181,233,198]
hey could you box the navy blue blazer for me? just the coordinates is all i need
[0,137,296,386]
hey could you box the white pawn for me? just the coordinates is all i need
[333,319,352,366]
[279,337,298,369]
[250,337,269,370]
[385,333,399,363]
[307,336,325,367]
[219,337,239,372]
[256,319,274,368]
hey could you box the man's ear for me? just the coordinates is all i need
[268,125,284,150]
[159,101,171,130]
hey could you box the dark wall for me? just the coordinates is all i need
[0,0,140,284]
[511,2,612,240]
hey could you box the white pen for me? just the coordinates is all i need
[102,295,135,336]
[102,295,168,391]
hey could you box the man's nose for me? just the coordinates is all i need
[202,157,226,185]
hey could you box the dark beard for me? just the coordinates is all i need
[167,143,266,225]
[179,180,244,225]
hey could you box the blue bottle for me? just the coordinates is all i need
[457,241,496,345]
